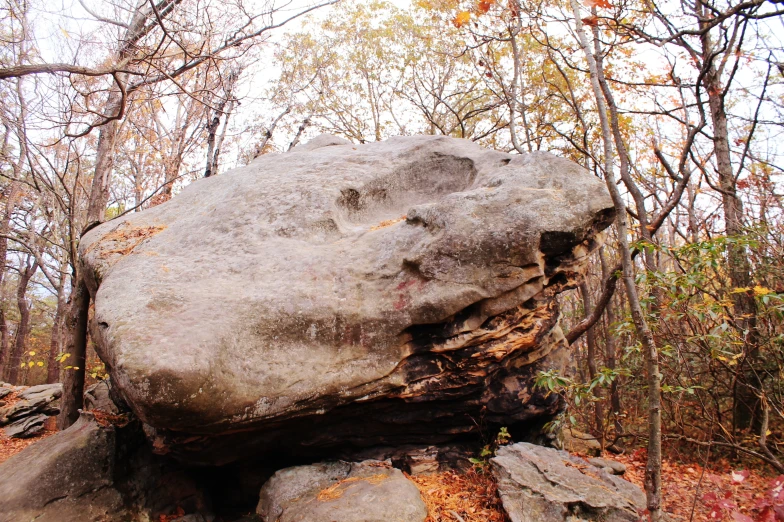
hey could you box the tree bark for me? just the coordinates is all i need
[46,269,67,383]
[580,280,604,448]
[57,278,89,429]
[700,25,760,432]
[5,256,38,384]
[600,248,623,438]
[59,0,156,429]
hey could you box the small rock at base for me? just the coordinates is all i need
[492,442,644,522]
[559,428,602,456]
[257,460,427,522]
[588,457,627,475]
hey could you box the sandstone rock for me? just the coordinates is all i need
[0,388,11,400]
[257,460,427,522]
[0,411,211,522]
[80,135,614,464]
[18,382,62,401]
[560,428,602,457]
[85,379,121,414]
[588,457,626,475]
[0,390,60,426]
[4,412,47,438]
[0,412,127,522]
[491,442,645,522]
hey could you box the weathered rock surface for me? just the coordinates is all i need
[257,460,427,522]
[0,412,126,522]
[559,428,602,457]
[80,135,614,463]
[0,410,212,522]
[4,412,47,438]
[18,382,63,400]
[491,442,645,522]
[0,383,60,427]
[588,457,627,476]
[85,379,122,414]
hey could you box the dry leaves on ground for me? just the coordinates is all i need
[409,469,508,522]
[608,449,776,521]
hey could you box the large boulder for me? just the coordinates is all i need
[491,443,645,521]
[80,135,614,464]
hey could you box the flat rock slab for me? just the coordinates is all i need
[4,413,47,438]
[0,392,60,426]
[80,135,614,463]
[491,442,645,522]
[17,383,62,401]
[257,460,427,522]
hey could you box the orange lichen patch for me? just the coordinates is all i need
[370,216,406,231]
[93,224,167,258]
[408,470,508,522]
[0,393,58,464]
[316,473,389,501]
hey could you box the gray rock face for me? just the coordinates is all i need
[588,457,627,476]
[0,412,126,522]
[257,460,427,522]
[0,410,211,522]
[85,379,121,414]
[4,412,47,438]
[80,135,614,463]
[17,383,62,401]
[0,384,60,428]
[491,443,645,522]
[559,428,602,457]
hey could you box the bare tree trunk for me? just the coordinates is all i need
[700,24,760,432]
[57,277,89,429]
[210,98,235,175]
[5,256,38,384]
[0,183,19,377]
[254,107,290,159]
[0,75,27,379]
[205,69,239,177]
[46,268,67,383]
[288,115,312,151]
[580,280,604,448]
[600,248,623,438]
[569,2,662,517]
[60,0,157,429]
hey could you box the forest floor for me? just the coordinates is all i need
[609,448,779,521]
[407,447,778,522]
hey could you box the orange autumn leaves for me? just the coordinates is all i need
[584,0,612,8]
[452,0,611,28]
[452,0,495,27]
